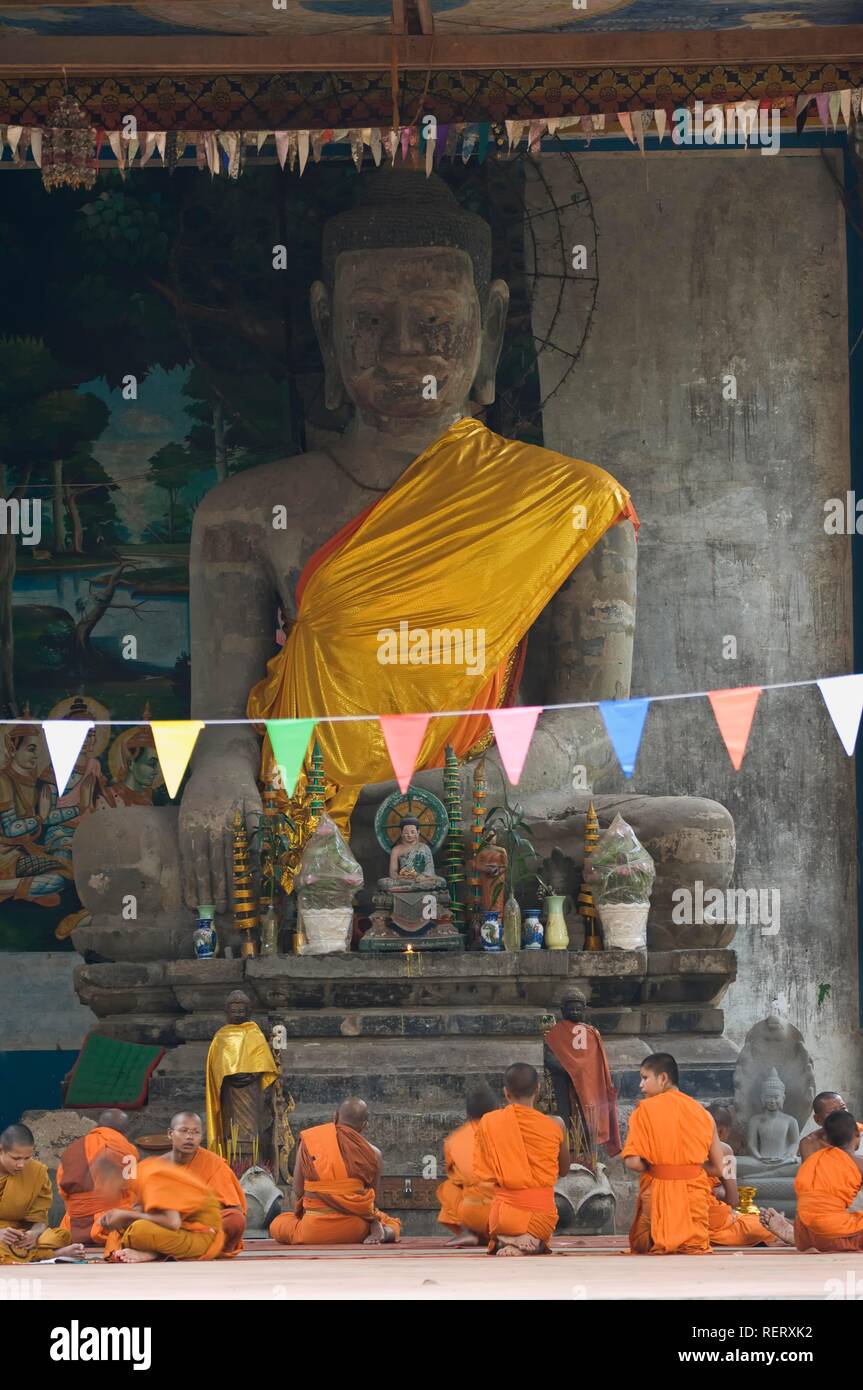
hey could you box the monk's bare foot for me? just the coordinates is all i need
[496,1234,541,1257]
[447,1231,481,1248]
[762,1208,795,1245]
[53,1244,86,1259]
[114,1249,159,1263]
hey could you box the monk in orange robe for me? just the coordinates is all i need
[704,1104,791,1247]
[798,1091,863,1161]
[473,1062,570,1256]
[437,1082,497,1246]
[270,1098,400,1246]
[95,1154,224,1262]
[153,1112,246,1256]
[0,1123,82,1264]
[57,1109,138,1245]
[621,1053,724,1255]
[794,1108,863,1252]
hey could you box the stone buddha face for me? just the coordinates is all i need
[310,172,509,433]
[225,991,252,1025]
[329,248,482,424]
[761,1083,785,1113]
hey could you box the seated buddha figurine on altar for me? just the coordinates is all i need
[72,167,735,951]
[362,792,461,950]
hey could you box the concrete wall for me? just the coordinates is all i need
[530,148,860,1102]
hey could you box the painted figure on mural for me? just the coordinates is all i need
[107,709,165,807]
[38,696,112,868]
[0,724,68,905]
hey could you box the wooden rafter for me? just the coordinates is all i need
[1,26,861,76]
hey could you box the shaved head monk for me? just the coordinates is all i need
[798,1092,863,1162]
[437,1082,498,1247]
[0,1123,82,1264]
[794,1109,863,1252]
[704,1104,791,1247]
[57,1109,138,1246]
[270,1097,400,1246]
[160,1113,246,1256]
[472,1063,570,1256]
[94,1152,225,1263]
[621,1053,724,1255]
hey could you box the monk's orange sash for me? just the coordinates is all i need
[492,1185,556,1213]
[649,1165,705,1181]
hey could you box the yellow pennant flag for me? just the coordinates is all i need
[151,720,205,799]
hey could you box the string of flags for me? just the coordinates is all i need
[14,672,863,803]
[1,87,861,186]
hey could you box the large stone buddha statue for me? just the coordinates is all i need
[73,169,734,948]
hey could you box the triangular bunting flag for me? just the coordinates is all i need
[151,720,205,799]
[707,687,762,771]
[815,93,831,130]
[817,674,863,755]
[655,109,668,143]
[265,718,316,796]
[42,719,94,796]
[841,90,852,128]
[829,90,841,131]
[379,714,430,793]
[598,698,650,779]
[489,707,542,786]
[618,111,635,144]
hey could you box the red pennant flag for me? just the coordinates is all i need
[379,714,430,793]
[707,687,762,770]
[490,707,542,786]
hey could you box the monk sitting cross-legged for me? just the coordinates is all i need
[95,1153,225,1263]
[472,1063,570,1257]
[794,1108,863,1252]
[57,1109,139,1247]
[798,1091,863,1163]
[704,1104,792,1248]
[437,1082,498,1247]
[156,1112,246,1256]
[269,1098,400,1247]
[621,1053,724,1255]
[0,1123,83,1264]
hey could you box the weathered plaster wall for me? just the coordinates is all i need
[531,148,860,1103]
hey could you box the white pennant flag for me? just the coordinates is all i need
[298,130,310,175]
[30,129,42,167]
[155,132,167,161]
[654,109,668,143]
[817,674,863,755]
[841,90,852,128]
[43,720,94,796]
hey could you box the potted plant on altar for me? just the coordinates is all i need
[582,812,655,949]
[481,795,558,950]
[254,803,295,956]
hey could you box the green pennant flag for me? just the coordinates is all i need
[265,718,317,797]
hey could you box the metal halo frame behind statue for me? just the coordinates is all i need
[374,786,449,855]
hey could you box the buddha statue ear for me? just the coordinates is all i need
[472,278,510,407]
[310,279,347,410]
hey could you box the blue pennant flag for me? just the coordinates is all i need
[598,698,651,778]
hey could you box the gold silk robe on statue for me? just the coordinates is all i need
[247,416,637,828]
[205,1021,279,1165]
[0,1160,70,1264]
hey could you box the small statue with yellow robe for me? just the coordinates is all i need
[205,990,280,1176]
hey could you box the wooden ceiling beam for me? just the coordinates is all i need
[0,26,861,75]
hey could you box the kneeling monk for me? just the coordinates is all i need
[794,1109,863,1252]
[473,1063,570,1256]
[704,1104,790,1247]
[0,1124,82,1264]
[437,1082,498,1247]
[96,1155,224,1263]
[621,1053,724,1255]
[57,1109,138,1246]
[270,1098,400,1246]
[161,1112,246,1256]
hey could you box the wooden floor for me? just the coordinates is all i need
[14,1237,855,1301]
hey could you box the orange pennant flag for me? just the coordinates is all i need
[706,687,762,771]
[151,720,205,799]
[379,714,430,793]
